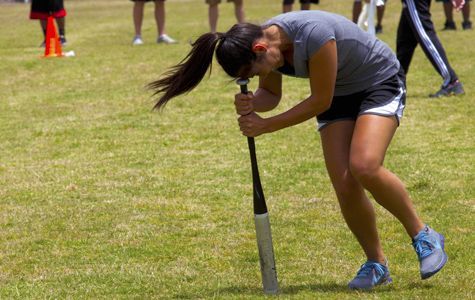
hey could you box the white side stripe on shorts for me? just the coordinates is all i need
[362,84,405,119]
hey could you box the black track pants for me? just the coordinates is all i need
[397,0,458,86]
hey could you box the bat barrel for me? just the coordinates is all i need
[255,213,279,294]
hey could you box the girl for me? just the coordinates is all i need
[149,10,447,290]
[30,0,67,46]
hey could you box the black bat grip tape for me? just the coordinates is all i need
[237,79,268,215]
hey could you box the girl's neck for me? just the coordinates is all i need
[263,25,292,52]
[263,25,293,67]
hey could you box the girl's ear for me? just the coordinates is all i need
[252,42,268,54]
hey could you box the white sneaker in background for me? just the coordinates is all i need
[132,36,144,45]
[157,34,177,44]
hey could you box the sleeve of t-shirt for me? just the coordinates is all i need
[305,22,336,59]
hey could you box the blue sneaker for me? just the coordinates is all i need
[412,226,448,279]
[348,260,392,290]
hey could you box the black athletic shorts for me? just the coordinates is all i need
[283,0,320,5]
[30,0,66,19]
[317,68,406,131]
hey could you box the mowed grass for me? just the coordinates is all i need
[0,0,473,298]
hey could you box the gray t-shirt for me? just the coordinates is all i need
[262,10,400,96]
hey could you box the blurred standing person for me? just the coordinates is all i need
[207,0,245,33]
[437,0,472,30]
[131,0,177,45]
[283,0,319,13]
[352,0,387,33]
[397,0,465,97]
[30,0,67,46]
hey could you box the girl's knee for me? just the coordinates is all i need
[349,156,381,183]
[333,177,364,205]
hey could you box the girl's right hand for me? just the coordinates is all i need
[234,91,254,116]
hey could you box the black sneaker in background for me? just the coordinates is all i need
[60,35,67,46]
[462,20,472,30]
[429,80,465,98]
[375,24,383,34]
[442,21,457,30]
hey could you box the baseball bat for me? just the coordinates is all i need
[236,78,279,295]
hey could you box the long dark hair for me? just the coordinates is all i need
[148,23,263,110]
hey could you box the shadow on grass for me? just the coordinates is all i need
[407,281,435,290]
[279,282,362,294]
[174,283,378,298]
[174,281,435,298]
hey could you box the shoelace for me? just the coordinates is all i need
[413,235,435,259]
[356,262,385,279]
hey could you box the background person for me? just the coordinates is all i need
[352,0,387,33]
[437,0,472,30]
[30,0,67,46]
[282,0,320,13]
[149,10,448,290]
[131,0,176,45]
[397,0,465,97]
[206,0,245,34]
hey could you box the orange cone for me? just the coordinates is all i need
[43,16,63,57]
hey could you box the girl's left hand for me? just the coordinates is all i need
[238,112,268,137]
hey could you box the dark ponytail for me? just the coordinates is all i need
[149,23,263,110]
[149,33,222,110]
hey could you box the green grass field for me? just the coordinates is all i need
[0,0,474,298]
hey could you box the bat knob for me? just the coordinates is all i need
[236,78,249,86]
